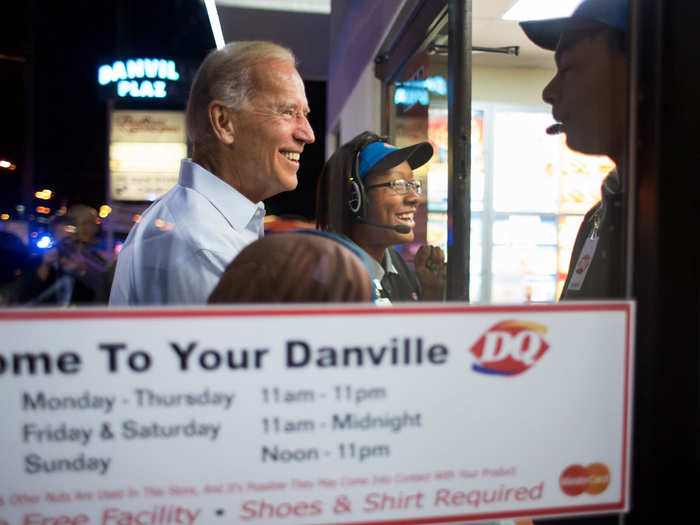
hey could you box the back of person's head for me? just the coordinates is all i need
[66,204,98,244]
[0,231,28,285]
[315,131,385,235]
[208,232,373,303]
[185,41,297,145]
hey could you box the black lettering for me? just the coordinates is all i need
[23,392,41,410]
[286,341,310,368]
[254,349,268,368]
[170,341,197,370]
[427,344,448,364]
[25,453,41,474]
[332,414,352,430]
[317,347,337,367]
[56,352,81,374]
[343,347,363,367]
[227,349,248,369]
[366,346,387,365]
[13,353,51,375]
[128,351,151,372]
[200,350,221,370]
[99,343,126,372]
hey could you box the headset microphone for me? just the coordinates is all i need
[355,218,411,234]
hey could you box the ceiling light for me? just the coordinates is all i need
[502,0,581,21]
[205,0,226,50]
[216,0,331,14]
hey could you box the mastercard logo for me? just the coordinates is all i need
[559,463,611,496]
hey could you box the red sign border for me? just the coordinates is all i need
[0,301,633,523]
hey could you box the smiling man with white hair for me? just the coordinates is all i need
[110,41,315,305]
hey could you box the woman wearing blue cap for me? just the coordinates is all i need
[316,131,445,303]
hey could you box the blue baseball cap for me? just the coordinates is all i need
[520,0,628,51]
[358,140,433,180]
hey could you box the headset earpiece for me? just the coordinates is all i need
[348,179,363,215]
[346,135,389,221]
[347,146,367,220]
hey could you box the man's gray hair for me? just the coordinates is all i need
[185,41,297,144]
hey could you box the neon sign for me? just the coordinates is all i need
[394,88,429,106]
[98,59,181,99]
[393,75,447,106]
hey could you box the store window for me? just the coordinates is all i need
[386,1,624,304]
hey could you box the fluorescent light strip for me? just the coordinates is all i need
[502,0,582,21]
[216,0,331,14]
[204,0,226,50]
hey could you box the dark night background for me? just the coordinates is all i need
[0,0,326,223]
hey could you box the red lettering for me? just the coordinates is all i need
[452,491,468,505]
[239,499,323,520]
[433,488,450,506]
[363,493,380,512]
[11,493,41,505]
[23,514,88,525]
[309,501,322,516]
[514,487,528,500]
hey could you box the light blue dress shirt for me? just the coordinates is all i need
[109,159,265,305]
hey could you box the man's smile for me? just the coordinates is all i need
[281,150,301,164]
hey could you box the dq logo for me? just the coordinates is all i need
[469,320,550,376]
[559,463,611,496]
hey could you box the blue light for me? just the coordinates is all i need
[116,80,167,98]
[424,76,447,95]
[98,65,112,86]
[394,76,447,96]
[393,87,430,106]
[36,234,54,249]
[126,59,145,79]
[98,59,180,99]
[98,59,180,84]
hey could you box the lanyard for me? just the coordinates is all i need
[566,206,603,292]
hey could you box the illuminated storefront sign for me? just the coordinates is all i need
[394,75,447,106]
[98,59,181,99]
[109,110,187,201]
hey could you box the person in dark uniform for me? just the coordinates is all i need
[316,131,445,303]
[521,0,629,300]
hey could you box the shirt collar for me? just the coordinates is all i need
[602,168,621,197]
[382,249,399,275]
[179,159,264,231]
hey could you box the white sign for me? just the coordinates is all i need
[109,110,186,202]
[0,303,633,524]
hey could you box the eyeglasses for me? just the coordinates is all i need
[365,179,422,196]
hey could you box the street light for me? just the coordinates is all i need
[0,159,17,170]
[34,189,52,200]
[99,204,112,218]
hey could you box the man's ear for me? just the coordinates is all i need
[208,100,235,145]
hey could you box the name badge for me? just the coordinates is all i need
[567,233,599,292]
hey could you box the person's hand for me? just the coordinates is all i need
[414,245,446,301]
